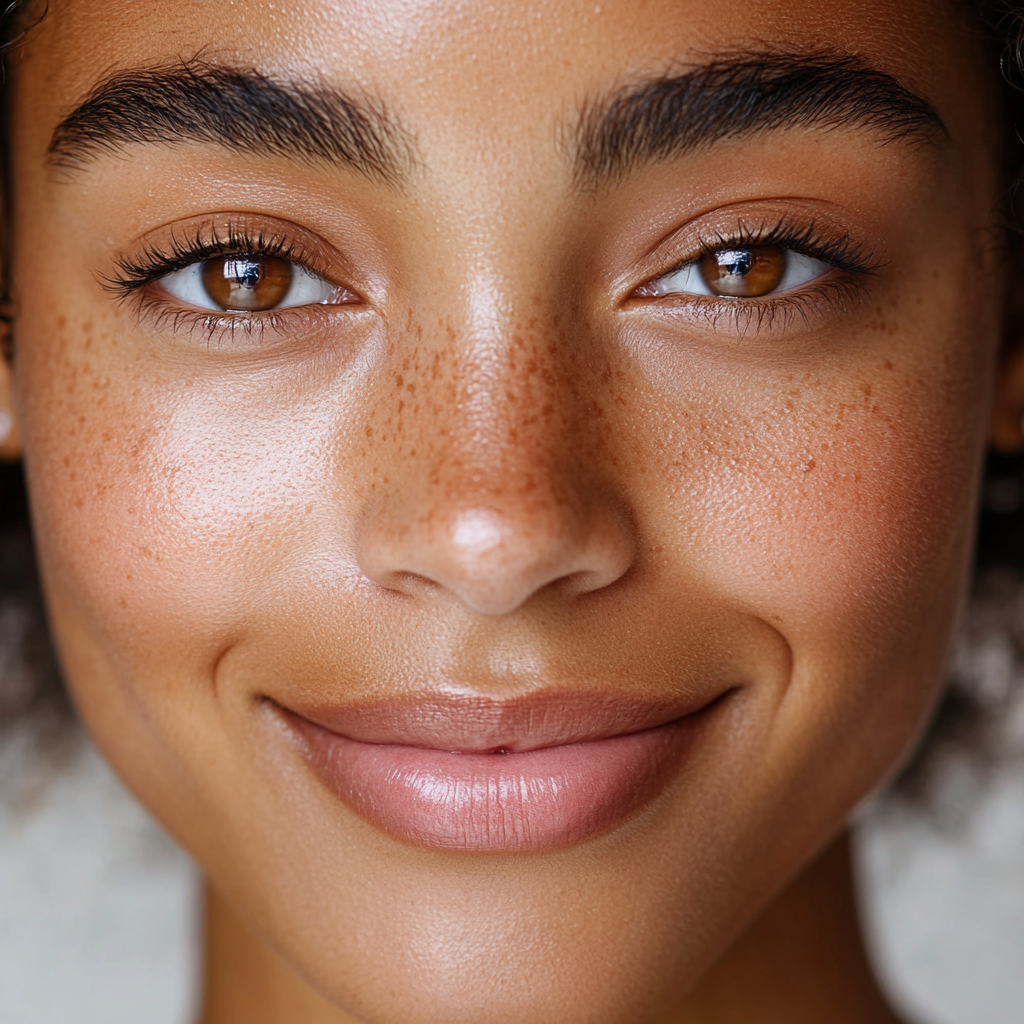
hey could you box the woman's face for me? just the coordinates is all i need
[4,0,1007,1020]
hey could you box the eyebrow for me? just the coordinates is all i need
[47,61,414,185]
[573,52,946,188]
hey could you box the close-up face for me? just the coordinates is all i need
[2,0,1011,1021]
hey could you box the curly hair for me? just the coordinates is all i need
[1,1,1024,809]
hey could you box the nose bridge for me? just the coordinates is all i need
[356,268,635,615]
[449,272,570,491]
[391,267,575,501]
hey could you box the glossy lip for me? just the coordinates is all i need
[273,689,726,852]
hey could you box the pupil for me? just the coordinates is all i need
[698,246,786,298]
[201,255,293,311]
[717,250,754,277]
[227,258,263,288]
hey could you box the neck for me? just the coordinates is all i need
[199,884,356,1024]
[198,830,903,1024]
[675,831,904,1024]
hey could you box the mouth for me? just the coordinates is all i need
[272,689,725,852]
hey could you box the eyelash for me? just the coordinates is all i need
[106,224,349,344]
[107,215,880,345]
[109,224,332,291]
[636,217,882,329]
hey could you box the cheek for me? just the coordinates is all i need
[611,322,994,816]
[632,319,989,650]
[703,381,972,621]
[17,319,337,673]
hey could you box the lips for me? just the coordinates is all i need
[276,691,719,852]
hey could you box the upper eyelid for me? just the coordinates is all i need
[110,237,328,292]
[105,216,353,297]
[632,239,879,303]
[627,209,884,293]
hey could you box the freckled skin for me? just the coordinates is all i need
[0,0,1010,1022]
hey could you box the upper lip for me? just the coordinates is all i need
[271,687,727,753]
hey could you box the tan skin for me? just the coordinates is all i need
[1,0,1021,1021]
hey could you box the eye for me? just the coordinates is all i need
[158,255,355,312]
[641,246,831,299]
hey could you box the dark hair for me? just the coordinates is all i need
[1,1,1024,810]
[892,2,1024,810]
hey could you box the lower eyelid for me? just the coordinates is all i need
[138,298,343,350]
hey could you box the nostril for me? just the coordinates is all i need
[358,491,636,617]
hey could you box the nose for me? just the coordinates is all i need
[359,483,635,617]
[355,302,635,617]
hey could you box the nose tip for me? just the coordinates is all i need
[451,508,505,555]
[358,500,635,616]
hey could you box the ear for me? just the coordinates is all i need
[0,349,21,462]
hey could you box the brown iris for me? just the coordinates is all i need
[201,256,293,311]
[698,246,786,297]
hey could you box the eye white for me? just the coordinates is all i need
[775,252,831,291]
[647,250,832,297]
[158,261,338,311]
[648,261,714,297]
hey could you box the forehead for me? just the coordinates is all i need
[12,0,992,157]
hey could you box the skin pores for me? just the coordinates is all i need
[3,1,1007,1021]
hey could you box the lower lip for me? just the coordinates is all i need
[288,717,698,852]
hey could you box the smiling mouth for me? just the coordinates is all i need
[272,689,727,852]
